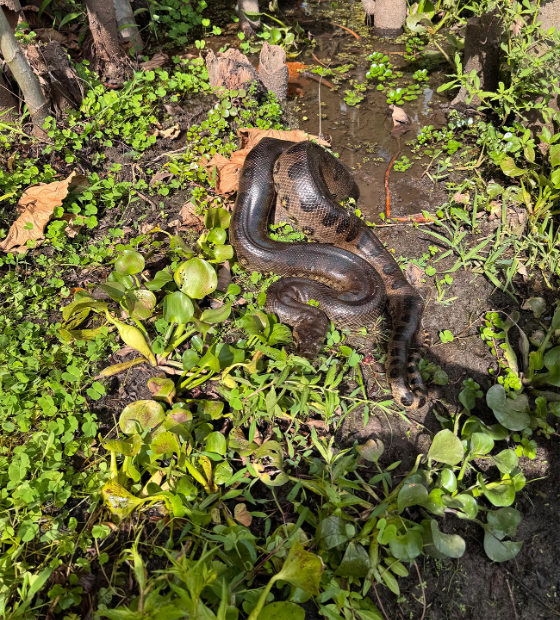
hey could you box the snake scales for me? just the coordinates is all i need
[231,138,428,409]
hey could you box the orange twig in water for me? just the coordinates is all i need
[311,52,328,68]
[331,22,360,39]
[384,149,400,219]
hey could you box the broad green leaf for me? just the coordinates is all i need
[207,227,227,245]
[174,257,217,299]
[99,281,126,301]
[126,289,157,320]
[197,400,225,420]
[107,315,156,365]
[182,349,200,371]
[422,488,446,516]
[163,291,194,324]
[337,541,370,578]
[550,143,560,167]
[398,482,428,513]
[492,449,519,474]
[470,432,494,456]
[119,400,166,435]
[228,427,258,456]
[483,531,523,562]
[206,431,227,455]
[543,345,560,386]
[214,460,233,485]
[486,385,530,431]
[482,481,515,507]
[147,376,176,406]
[500,157,526,177]
[204,207,231,230]
[439,468,457,493]
[201,303,232,324]
[259,602,305,620]
[104,435,142,457]
[145,269,173,291]
[62,298,107,321]
[442,494,478,520]
[388,530,423,562]
[115,250,145,275]
[150,431,181,456]
[429,519,465,558]
[275,541,324,594]
[175,477,198,501]
[486,507,521,540]
[316,516,349,549]
[428,429,464,465]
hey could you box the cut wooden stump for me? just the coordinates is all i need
[258,42,288,102]
[206,48,261,93]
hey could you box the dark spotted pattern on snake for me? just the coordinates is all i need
[230,138,428,409]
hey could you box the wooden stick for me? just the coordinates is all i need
[331,22,360,39]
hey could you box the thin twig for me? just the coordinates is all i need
[311,52,328,68]
[506,578,519,620]
[373,582,390,620]
[415,561,427,620]
[149,145,189,163]
[504,568,560,617]
[331,22,360,39]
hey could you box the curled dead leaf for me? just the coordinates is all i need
[155,124,181,140]
[140,52,169,70]
[149,170,174,186]
[204,128,330,195]
[453,192,469,204]
[179,202,204,228]
[0,172,89,253]
[61,213,82,238]
[234,503,253,527]
[389,104,411,127]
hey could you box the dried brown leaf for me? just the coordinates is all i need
[61,213,82,238]
[179,202,204,227]
[140,52,169,71]
[149,170,174,186]
[0,172,89,253]
[453,192,469,204]
[389,104,411,127]
[234,503,253,527]
[405,263,424,287]
[204,128,329,195]
[155,124,181,140]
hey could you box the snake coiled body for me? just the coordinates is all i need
[231,138,427,408]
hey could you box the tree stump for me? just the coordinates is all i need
[451,9,502,109]
[24,41,83,116]
[374,0,406,37]
[238,0,260,37]
[206,48,261,93]
[258,42,288,102]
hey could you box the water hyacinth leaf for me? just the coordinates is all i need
[198,400,225,420]
[422,488,446,516]
[500,157,526,177]
[439,468,457,493]
[228,427,258,456]
[430,519,465,558]
[104,434,142,457]
[259,602,305,620]
[107,316,156,366]
[163,291,194,324]
[316,516,349,550]
[253,441,289,486]
[102,479,145,520]
[356,438,384,463]
[275,541,324,595]
[204,207,231,230]
[207,227,227,245]
[442,494,478,520]
[211,244,234,263]
[214,460,233,485]
[150,431,181,457]
[62,298,108,322]
[470,432,494,456]
[201,303,232,324]
[145,269,174,291]
[543,346,560,386]
[206,431,227,455]
[389,530,423,562]
[170,235,195,257]
[126,289,157,320]
[486,385,530,431]
[147,376,176,406]
[521,296,546,318]
[486,507,521,540]
[482,481,515,507]
[182,349,200,371]
[484,531,523,562]
[175,477,198,501]
[428,429,464,465]
[108,271,134,289]
[119,400,166,435]
[398,482,429,513]
[174,257,217,299]
[99,281,126,301]
[115,250,145,275]
[99,357,148,377]
[492,449,519,474]
[337,541,370,578]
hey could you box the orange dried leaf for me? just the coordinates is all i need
[0,172,89,253]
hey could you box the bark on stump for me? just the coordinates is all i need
[25,41,83,116]
[374,0,406,38]
[113,0,143,52]
[238,0,260,37]
[258,42,288,102]
[206,48,261,93]
[84,0,130,84]
[451,9,502,109]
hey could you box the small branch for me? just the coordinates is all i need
[415,560,427,620]
[372,582,390,620]
[331,22,360,39]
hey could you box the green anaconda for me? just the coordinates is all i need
[230,138,427,408]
